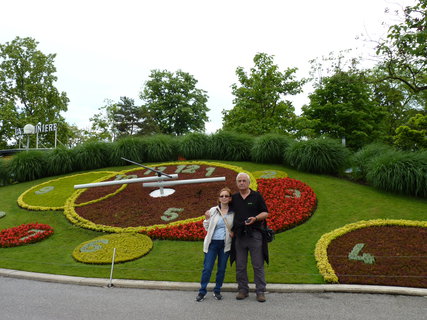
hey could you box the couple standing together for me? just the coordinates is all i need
[196,172,269,303]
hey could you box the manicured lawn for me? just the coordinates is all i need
[0,161,426,284]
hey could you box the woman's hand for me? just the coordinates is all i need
[204,210,210,219]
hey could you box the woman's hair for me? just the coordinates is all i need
[217,187,232,205]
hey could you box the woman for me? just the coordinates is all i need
[196,187,234,302]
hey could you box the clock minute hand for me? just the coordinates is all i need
[121,157,173,178]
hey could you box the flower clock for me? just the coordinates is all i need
[315,219,427,288]
[17,162,317,263]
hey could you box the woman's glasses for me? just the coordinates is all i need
[219,195,230,198]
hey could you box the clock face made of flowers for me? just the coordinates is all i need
[18,161,317,240]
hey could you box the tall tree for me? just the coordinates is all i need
[222,53,304,135]
[0,37,69,148]
[302,69,386,150]
[139,69,209,136]
[112,96,158,137]
[376,0,427,93]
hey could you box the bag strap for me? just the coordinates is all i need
[217,206,233,234]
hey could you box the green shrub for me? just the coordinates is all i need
[350,143,394,181]
[71,142,113,171]
[46,147,74,176]
[284,138,349,174]
[178,132,210,160]
[110,137,148,166]
[209,131,254,161]
[145,135,178,162]
[8,151,49,182]
[251,134,293,164]
[366,150,427,197]
[0,158,12,186]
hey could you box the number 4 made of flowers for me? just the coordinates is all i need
[348,243,375,264]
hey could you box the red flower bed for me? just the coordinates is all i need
[141,178,317,240]
[0,223,54,248]
[257,178,317,232]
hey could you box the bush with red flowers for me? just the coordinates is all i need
[0,223,54,248]
[141,177,317,240]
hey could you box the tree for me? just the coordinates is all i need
[394,113,427,150]
[222,53,305,135]
[139,69,209,136]
[88,97,160,142]
[376,0,427,93]
[0,37,69,148]
[302,69,386,150]
[112,96,159,137]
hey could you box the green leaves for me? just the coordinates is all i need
[0,37,69,147]
[223,53,305,135]
[376,0,427,93]
[140,69,209,136]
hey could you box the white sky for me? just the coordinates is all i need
[0,0,414,133]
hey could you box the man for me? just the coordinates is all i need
[231,172,269,302]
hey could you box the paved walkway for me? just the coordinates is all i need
[1,275,427,320]
[1,267,426,297]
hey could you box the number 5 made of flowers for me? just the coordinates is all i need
[161,208,184,221]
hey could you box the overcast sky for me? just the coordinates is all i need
[0,0,414,133]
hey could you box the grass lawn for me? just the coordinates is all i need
[0,161,426,284]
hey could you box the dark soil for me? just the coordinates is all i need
[327,226,427,288]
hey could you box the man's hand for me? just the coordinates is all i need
[244,217,257,225]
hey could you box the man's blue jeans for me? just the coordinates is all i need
[199,240,230,295]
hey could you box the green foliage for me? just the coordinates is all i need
[71,142,113,171]
[0,158,11,186]
[302,70,386,150]
[0,36,69,147]
[8,151,48,182]
[376,0,427,93]
[46,147,74,176]
[144,135,178,162]
[140,69,209,135]
[178,132,210,160]
[209,131,254,161]
[251,133,293,164]
[394,114,427,150]
[222,53,304,135]
[110,137,148,165]
[350,143,394,181]
[367,150,427,197]
[284,138,349,174]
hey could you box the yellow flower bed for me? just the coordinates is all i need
[314,219,427,283]
[17,171,119,211]
[252,170,288,179]
[63,161,254,233]
[72,233,153,264]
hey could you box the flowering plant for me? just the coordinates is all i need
[141,177,317,240]
[0,223,54,248]
[314,219,427,283]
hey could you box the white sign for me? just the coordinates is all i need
[15,123,57,135]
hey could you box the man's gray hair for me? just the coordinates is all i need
[236,172,251,183]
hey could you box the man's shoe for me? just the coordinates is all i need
[256,293,266,302]
[195,293,205,302]
[236,291,249,300]
[213,292,223,300]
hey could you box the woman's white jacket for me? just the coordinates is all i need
[203,206,234,253]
